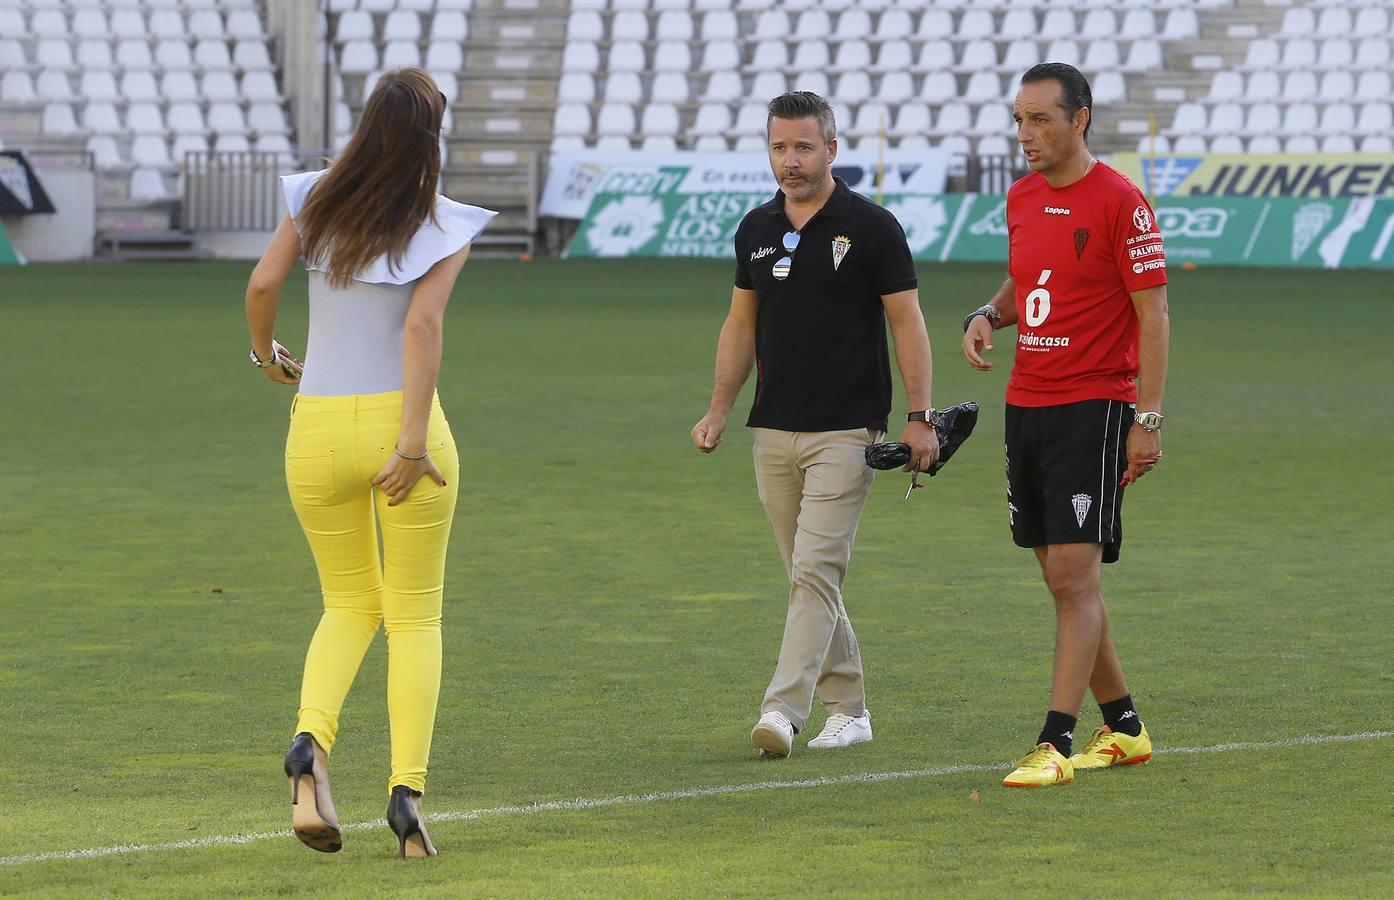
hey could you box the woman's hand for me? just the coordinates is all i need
[371,450,447,506]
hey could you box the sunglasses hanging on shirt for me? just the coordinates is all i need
[771,230,800,281]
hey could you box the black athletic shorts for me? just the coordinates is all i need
[1004,399,1132,564]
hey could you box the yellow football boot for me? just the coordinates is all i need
[1002,743,1074,788]
[1070,724,1153,770]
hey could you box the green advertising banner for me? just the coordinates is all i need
[568,191,1394,270]
[0,220,25,265]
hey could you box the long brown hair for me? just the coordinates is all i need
[297,68,446,287]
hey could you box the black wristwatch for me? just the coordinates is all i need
[908,408,942,428]
[963,305,1002,332]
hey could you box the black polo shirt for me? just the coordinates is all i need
[733,177,918,434]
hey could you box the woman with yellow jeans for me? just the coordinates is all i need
[244,69,495,858]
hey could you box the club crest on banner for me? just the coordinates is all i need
[831,235,852,270]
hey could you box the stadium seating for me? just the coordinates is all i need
[547,0,1299,158]
[2,1,291,204]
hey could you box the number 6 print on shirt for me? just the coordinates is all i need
[1024,269,1052,327]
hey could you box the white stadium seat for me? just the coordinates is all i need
[42,102,80,136]
[702,71,741,102]
[1121,11,1157,39]
[1356,71,1392,103]
[1246,71,1281,102]
[750,40,788,72]
[833,40,871,72]
[130,168,171,201]
[964,71,1001,103]
[1093,71,1126,105]
[235,41,274,71]
[122,70,160,101]
[1280,103,1318,135]
[1163,9,1198,40]
[655,11,694,41]
[1206,102,1243,136]
[1320,134,1355,154]
[1136,134,1171,154]
[890,102,931,137]
[1001,40,1040,75]
[1039,9,1075,40]
[1123,40,1163,73]
[651,72,690,103]
[167,102,206,134]
[732,135,765,152]
[879,72,914,104]
[701,11,738,41]
[793,40,830,70]
[1044,39,1081,68]
[1281,39,1317,70]
[215,134,251,153]
[1318,103,1355,133]
[131,135,171,167]
[208,102,247,134]
[1283,135,1318,154]
[795,10,831,40]
[79,71,119,101]
[643,135,679,153]
[641,103,680,137]
[432,11,469,41]
[1284,71,1317,101]
[593,103,638,136]
[874,40,912,73]
[201,71,239,101]
[382,41,421,68]
[71,9,107,38]
[956,40,997,73]
[1354,39,1391,71]
[431,71,458,103]
[1318,39,1353,70]
[1080,10,1116,39]
[1000,9,1036,40]
[692,136,727,152]
[35,70,71,101]
[189,11,225,39]
[612,11,649,41]
[1082,40,1120,72]
[1242,40,1279,70]
[731,103,767,136]
[35,39,73,69]
[916,39,954,72]
[931,103,970,136]
[116,40,154,70]
[1243,103,1281,136]
[76,40,113,69]
[340,41,378,73]
[690,103,732,136]
[30,9,67,37]
[1167,102,1206,136]
[970,104,1011,137]
[1172,135,1207,154]
[337,10,374,41]
[604,72,643,104]
[875,9,911,41]
[958,9,993,40]
[249,102,288,135]
[1319,70,1355,102]
[82,101,121,133]
[917,9,953,40]
[834,71,872,103]
[1209,135,1243,154]
[552,103,591,136]
[425,41,464,71]
[1280,7,1316,36]
[562,42,600,72]
[608,41,646,72]
[701,41,740,71]
[87,135,124,168]
[920,71,957,104]
[1355,102,1393,136]
[653,41,693,72]
[383,10,421,41]
[1360,135,1394,153]
[837,9,872,40]
[850,102,890,138]
[753,10,789,40]
[227,10,262,39]
[1317,7,1352,38]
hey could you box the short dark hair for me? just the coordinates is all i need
[1020,63,1093,140]
[766,91,836,144]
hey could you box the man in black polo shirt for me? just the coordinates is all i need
[691,92,940,758]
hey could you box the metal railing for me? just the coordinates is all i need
[182,150,327,231]
[962,154,1032,194]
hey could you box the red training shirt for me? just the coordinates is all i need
[1004,161,1167,407]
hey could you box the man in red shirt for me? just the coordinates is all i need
[961,63,1170,788]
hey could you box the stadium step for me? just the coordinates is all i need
[95,229,209,261]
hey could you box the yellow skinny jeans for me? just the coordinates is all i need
[284,390,459,795]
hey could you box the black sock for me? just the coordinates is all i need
[1099,695,1142,737]
[1036,710,1077,757]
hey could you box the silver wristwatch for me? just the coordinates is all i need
[250,347,277,368]
[1134,411,1164,432]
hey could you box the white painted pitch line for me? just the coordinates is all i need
[3,729,1390,869]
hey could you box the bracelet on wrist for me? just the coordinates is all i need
[394,445,427,461]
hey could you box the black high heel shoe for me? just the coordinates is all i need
[386,785,437,858]
[284,732,342,853]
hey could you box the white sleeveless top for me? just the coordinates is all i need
[279,170,497,397]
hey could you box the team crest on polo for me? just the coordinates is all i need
[831,235,852,270]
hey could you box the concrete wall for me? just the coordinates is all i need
[3,167,96,261]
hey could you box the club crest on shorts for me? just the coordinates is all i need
[831,235,852,271]
[1071,493,1093,528]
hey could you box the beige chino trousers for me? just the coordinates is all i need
[752,427,879,731]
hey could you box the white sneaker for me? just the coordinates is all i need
[807,710,872,749]
[751,711,795,758]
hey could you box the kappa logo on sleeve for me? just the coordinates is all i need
[1132,205,1153,233]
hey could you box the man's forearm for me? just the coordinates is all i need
[891,321,934,412]
[708,319,755,416]
[1136,309,1169,411]
[988,277,1018,329]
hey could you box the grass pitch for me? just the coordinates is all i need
[0,259,1391,896]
